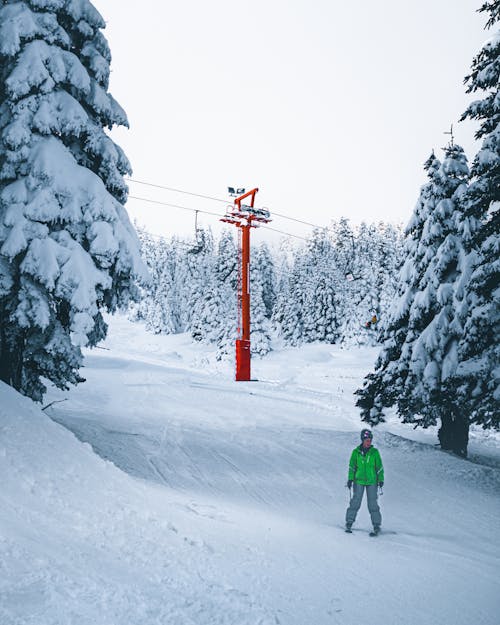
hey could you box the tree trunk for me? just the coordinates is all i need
[438,412,469,458]
[0,324,9,385]
[451,414,469,458]
[0,322,24,392]
[438,413,454,450]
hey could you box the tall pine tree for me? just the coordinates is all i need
[355,153,445,427]
[0,0,146,400]
[446,1,500,432]
[399,145,470,455]
[250,244,273,355]
[214,230,237,359]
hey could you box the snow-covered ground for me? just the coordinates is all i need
[2,315,499,625]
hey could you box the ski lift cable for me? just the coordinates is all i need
[129,195,309,242]
[137,225,309,250]
[269,213,328,229]
[128,195,224,218]
[126,178,328,231]
[126,178,228,205]
[258,225,310,242]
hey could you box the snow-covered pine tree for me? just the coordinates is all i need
[250,245,272,355]
[249,278,272,356]
[255,242,276,319]
[376,222,404,337]
[446,2,500,433]
[355,153,443,425]
[272,267,304,346]
[340,222,381,346]
[147,240,178,335]
[397,144,470,454]
[305,271,339,343]
[128,227,155,323]
[272,252,291,344]
[0,0,146,401]
[329,218,358,344]
[302,228,339,343]
[171,236,195,332]
[214,230,237,359]
[273,246,310,346]
[188,228,216,343]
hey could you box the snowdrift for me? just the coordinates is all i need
[0,381,275,625]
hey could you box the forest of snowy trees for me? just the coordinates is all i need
[130,220,403,358]
[133,1,499,457]
[0,0,497,460]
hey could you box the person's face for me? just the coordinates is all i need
[362,437,372,449]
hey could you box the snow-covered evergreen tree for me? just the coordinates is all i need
[250,245,273,355]
[301,229,339,343]
[446,1,500,434]
[400,145,470,453]
[255,243,276,319]
[355,153,445,425]
[147,241,178,335]
[340,222,380,346]
[305,272,339,343]
[273,257,307,346]
[188,229,216,343]
[213,230,237,359]
[357,143,486,455]
[329,219,359,344]
[272,253,292,343]
[0,0,146,401]
[128,228,154,324]
[249,278,272,356]
[376,222,405,337]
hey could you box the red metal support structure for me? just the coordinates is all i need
[220,189,271,381]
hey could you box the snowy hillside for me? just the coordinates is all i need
[2,315,499,625]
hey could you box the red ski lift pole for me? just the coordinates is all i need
[220,188,271,381]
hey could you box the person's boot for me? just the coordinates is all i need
[370,525,381,536]
[345,523,352,533]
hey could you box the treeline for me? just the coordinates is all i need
[131,219,404,358]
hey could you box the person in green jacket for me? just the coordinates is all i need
[345,428,384,534]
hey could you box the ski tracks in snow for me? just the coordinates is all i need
[40,319,500,625]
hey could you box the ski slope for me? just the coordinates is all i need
[1,315,499,625]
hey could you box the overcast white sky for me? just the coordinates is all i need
[93,0,488,243]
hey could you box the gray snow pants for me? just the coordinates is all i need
[345,483,381,527]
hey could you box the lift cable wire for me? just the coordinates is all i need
[127,179,228,205]
[269,213,326,229]
[128,195,223,218]
[258,225,310,242]
[126,178,328,231]
[128,195,311,243]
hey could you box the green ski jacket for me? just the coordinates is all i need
[348,446,384,485]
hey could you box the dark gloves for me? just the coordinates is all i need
[378,482,384,488]
[347,480,353,488]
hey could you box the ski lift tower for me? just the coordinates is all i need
[221,188,271,381]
